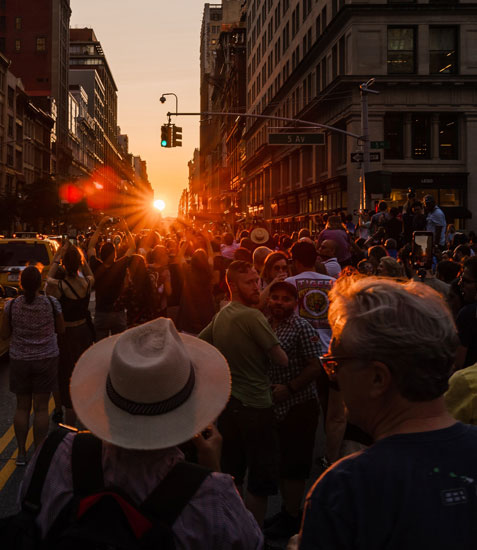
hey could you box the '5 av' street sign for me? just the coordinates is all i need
[268,133,325,145]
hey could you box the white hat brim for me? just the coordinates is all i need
[70,332,231,450]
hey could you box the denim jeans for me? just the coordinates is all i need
[94,310,127,341]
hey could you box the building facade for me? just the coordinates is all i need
[242,0,477,232]
[0,0,72,181]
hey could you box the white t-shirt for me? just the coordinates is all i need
[285,271,336,351]
[323,258,342,279]
[426,206,446,247]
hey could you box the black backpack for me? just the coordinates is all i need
[0,428,211,550]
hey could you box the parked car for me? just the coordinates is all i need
[12,232,45,239]
[0,238,59,289]
[0,285,18,358]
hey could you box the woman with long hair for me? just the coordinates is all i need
[45,242,94,426]
[117,254,157,328]
[176,239,217,335]
[1,265,64,465]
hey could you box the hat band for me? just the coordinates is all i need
[106,365,195,416]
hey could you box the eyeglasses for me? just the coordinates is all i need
[319,354,356,379]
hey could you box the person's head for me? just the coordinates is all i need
[150,245,169,266]
[318,239,337,260]
[268,281,298,322]
[239,237,255,252]
[100,241,116,263]
[280,235,293,251]
[21,265,42,304]
[384,238,397,251]
[367,245,388,269]
[326,215,345,231]
[377,201,387,212]
[436,260,461,284]
[389,207,399,218]
[357,259,375,275]
[452,232,468,248]
[127,254,149,287]
[70,318,230,450]
[447,224,456,234]
[423,194,436,212]
[459,256,477,304]
[411,202,423,216]
[298,228,311,240]
[190,248,210,274]
[261,251,289,284]
[63,245,83,277]
[223,233,234,246]
[252,246,273,274]
[233,246,252,263]
[290,241,318,272]
[325,276,459,434]
[453,244,471,263]
[226,261,260,306]
[377,257,404,278]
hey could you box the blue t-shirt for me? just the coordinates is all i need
[301,423,477,550]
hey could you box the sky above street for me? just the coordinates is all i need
[70,0,204,216]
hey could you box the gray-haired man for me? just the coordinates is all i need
[294,276,477,550]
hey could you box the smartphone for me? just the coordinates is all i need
[412,231,433,270]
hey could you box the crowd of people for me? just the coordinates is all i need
[2,192,477,549]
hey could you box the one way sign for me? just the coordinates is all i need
[350,152,381,163]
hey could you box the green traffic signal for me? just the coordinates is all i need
[161,124,172,148]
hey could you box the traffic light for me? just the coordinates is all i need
[173,125,182,147]
[161,124,172,147]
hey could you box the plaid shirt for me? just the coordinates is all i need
[269,313,322,421]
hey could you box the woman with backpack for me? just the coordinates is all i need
[45,242,94,427]
[0,265,64,465]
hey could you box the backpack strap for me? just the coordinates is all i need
[62,278,83,300]
[71,432,104,496]
[22,428,71,514]
[141,461,211,526]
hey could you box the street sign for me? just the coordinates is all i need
[350,152,381,163]
[370,140,390,149]
[268,133,325,145]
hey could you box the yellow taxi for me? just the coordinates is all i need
[0,237,59,290]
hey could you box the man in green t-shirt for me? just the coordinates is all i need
[199,260,288,526]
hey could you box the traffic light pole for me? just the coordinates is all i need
[166,111,362,140]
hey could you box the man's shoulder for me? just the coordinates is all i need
[457,302,477,322]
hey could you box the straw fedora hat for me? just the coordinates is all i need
[70,318,231,450]
[250,227,269,245]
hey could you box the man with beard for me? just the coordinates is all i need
[264,281,322,541]
[199,261,288,526]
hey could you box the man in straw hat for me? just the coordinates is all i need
[18,318,263,548]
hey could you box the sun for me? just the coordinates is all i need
[153,199,165,211]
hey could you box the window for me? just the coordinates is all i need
[8,115,13,137]
[439,114,458,160]
[321,57,327,89]
[339,36,346,74]
[36,37,46,51]
[15,39,20,52]
[429,27,457,74]
[411,114,431,159]
[7,86,13,108]
[0,16,5,32]
[332,45,338,79]
[0,37,5,53]
[387,27,416,74]
[384,113,404,159]
[15,17,22,30]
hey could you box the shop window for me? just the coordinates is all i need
[439,114,458,160]
[411,114,431,159]
[439,188,461,207]
[430,27,457,74]
[387,27,416,74]
[384,113,404,159]
[36,37,46,52]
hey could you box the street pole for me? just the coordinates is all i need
[359,79,379,210]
